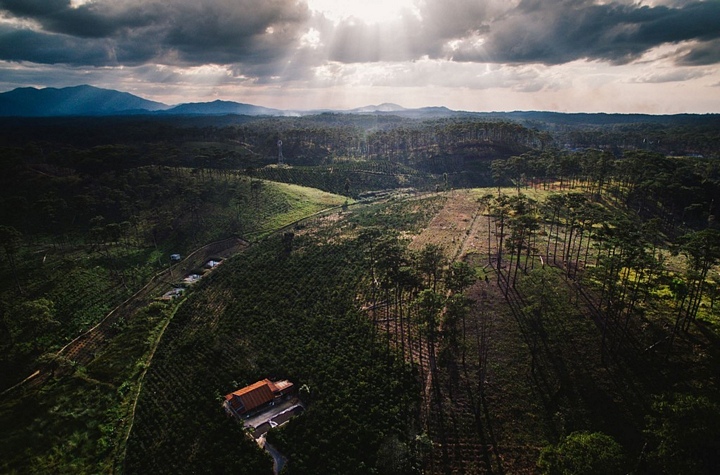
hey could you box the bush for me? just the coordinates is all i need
[644,393,720,475]
[537,431,625,475]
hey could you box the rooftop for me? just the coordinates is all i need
[224,379,294,416]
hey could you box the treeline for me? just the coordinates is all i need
[0,115,547,173]
[491,148,720,230]
[0,116,550,210]
[476,186,720,472]
[0,158,247,244]
[552,121,720,157]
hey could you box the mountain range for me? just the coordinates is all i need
[0,85,463,119]
[0,85,717,126]
[0,85,168,116]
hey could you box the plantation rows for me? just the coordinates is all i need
[345,194,494,472]
[125,226,422,474]
[347,195,447,235]
[0,293,178,474]
[0,248,138,391]
[119,185,720,475]
[350,197,499,473]
[1,165,348,390]
[58,238,244,369]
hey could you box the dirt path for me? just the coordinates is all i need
[115,298,187,471]
[402,191,522,473]
[3,237,248,395]
[409,190,479,254]
[259,437,287,475]
[58,237,248,367]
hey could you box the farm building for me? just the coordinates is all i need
[204,259,222,269]
[159,287,185,301]
[223,379,294,419]
[183,273,201,284]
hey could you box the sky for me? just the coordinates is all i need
[0,0,719,113]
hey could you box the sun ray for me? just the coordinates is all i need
[306,0,419,24]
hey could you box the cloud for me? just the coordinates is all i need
[303,59,563,94]
[0,0,157,37]
[631,67,710,83]
[675,39,720,66]
[0,24,119,65]
[315,0,720,67]
[459,0,720,65]
[0,0,311,66]
[0,0,719,90]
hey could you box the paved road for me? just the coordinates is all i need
[244,399,298,432]
[263,440,287,475]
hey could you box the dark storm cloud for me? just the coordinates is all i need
[676,39,720,66]
[451,0,720,65]
[0,0,156,37]
[0,0,69,17]
[0,0,310,66]
[157,1,309,65]
[0,24,118,65]
[322,0,720,66]
[1,0,719,74]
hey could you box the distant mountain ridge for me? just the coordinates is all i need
[0,85,717,126]
[350,103,406,113]
[162,99,282,116]
[0,85,168,116]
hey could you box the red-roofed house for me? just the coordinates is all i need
[223,379,294,418]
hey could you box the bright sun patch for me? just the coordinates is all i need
[307,0,419,24]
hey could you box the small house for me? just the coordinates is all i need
[205,259,222,269]
[223,379,294,419]
[183,273,201,284]
[159,288,185,301]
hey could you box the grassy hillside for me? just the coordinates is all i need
[0,171,349,474]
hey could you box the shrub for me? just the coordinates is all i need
[537,431,625,475]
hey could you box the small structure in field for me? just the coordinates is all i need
[204,259,222,269]
[223,379,294,419]
[159,288,185,301]
[183,273,202,284]
[170,253,182,262]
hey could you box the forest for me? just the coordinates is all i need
[0,113,719,474]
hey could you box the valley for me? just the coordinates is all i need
[0,113,719,474]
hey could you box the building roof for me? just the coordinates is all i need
[224,379,294,415]
[269,379,293,393]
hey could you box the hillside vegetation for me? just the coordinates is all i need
[0,114,719,474]
[0,161,347,473]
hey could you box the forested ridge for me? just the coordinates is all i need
[1,113,719,474]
